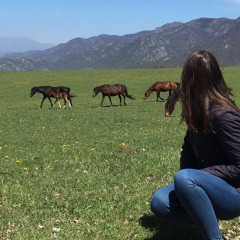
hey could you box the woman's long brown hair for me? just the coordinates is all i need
[180,50,239,133]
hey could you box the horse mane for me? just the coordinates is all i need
[169,87,180,108]
[165,83,180,116]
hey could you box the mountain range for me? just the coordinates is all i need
[0,37,54,56]
[0,17,239,71]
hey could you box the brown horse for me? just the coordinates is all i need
[93,84,135,107]
[49,91,73,109]
[165,83,180,116]
[144,81,178,101]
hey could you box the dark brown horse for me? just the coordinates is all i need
[165,83,180,116]
[93,84,135,107]
[49,91,73,109]
[30,86,71,108]
[144,81,178,101]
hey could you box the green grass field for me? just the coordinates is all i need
[0,67,240,240]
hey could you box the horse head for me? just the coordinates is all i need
[30,87,37,97]
[165,98,171,117]
[92,87,99,97]
[143,90,150,100]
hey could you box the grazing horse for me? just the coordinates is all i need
[93,84,135,107]
[165,83,180,116]
[49,91,73,109]
[30,86,71,108]
[144,81,178,101]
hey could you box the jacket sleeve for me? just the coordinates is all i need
[180,130,198,169]
[201,109,240,180]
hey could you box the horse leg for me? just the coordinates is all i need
[40,96,47,108]
[108,96,113,106]
[101,95,105,107]
[63,100,67,109]
[121,95,126,106]
[69,97,73,108]
[118,95,122,106]
[52,98,58,107]
[47,96,54,107]
[168,90,172,98]
[124,96,127,105]
[157,91,164,101]
[62,98,66,109]
[67,99,72,108]
[57,99,62,109]
[68,94,73,108]
[67,96,72,108]
[156,91,160,102]
[64,96,72,109]
[51,98,58,108]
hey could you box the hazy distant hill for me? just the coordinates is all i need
[0,17,239,71]
[0,37,54,56]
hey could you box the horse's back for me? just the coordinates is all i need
[106,84,122,95]
[157,81,179,90]
[152,81,169,90]
[31,86,53,95]
[52,86,70,93]
[93,84,110,91]
[50,90,68,99]
[93,84,129,96]
[59,86,70,93]
[97,84,123,96]
[113,83,125,90]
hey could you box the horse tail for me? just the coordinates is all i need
[169,81,177,90]
[174,82,180,90]
[123,85,135,99]
[69,94,77,98]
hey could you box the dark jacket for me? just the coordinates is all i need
[180,106,240,191]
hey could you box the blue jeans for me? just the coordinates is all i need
[150,169,240,240]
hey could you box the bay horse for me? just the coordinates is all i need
[93,84,135,107]
[30,86,71,108]
[49,91,73,109]
[144,81,178,101]
[165,83,180,116]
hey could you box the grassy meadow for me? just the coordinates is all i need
[0,67,240,240]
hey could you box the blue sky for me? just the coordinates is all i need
[1,0,240,44]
